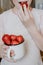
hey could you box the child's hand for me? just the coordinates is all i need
[1,45,9,58]
[1,45,16,62]
[12,0,35,29]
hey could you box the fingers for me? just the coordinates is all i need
[14,0,33,23]
[10,50,15,57]
[27,0,32,6]
[23,4,31,18]
[13,60,17,63]
[1,45,17,62]
[13,0,25,20]
[1,45,9,58]
[2,54,7,58]
[4,57,14,62]
[23,4,29,17]
[2,50,14,62]
[13,0,21,9]
[16,10,23,22]
[13,0,33,22]
[18,4,29,22]
[4,55,17,63]
[3,46,9,50]
[2,45,9,55]
[1,50,7,58]
[1,49,7,58]
[28,9,33,18]
[23,4,33,19]
[18,7,25,20]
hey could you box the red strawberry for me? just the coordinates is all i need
[10,35,17,41]
[19,1,28,8]
[11,40,19,45]
[17,35,24,43]
[2,34,10,45]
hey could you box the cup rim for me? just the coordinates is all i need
[4,41,25,46]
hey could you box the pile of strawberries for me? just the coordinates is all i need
[2,34,24,46]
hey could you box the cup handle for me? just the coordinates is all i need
[7,46,15,59]
[7,46,11,59]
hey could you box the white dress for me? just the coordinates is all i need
[0,8,43,65]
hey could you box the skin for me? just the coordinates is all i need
[0,0,43,62]
[12,0,43,51]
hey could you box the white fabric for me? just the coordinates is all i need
[32,9,43,34]
[0,8,43,65]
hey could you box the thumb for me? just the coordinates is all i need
[10,50,15,57]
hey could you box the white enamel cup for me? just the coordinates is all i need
[7,42,25,61]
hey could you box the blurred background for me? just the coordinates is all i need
[0,0,43,62]
[0,0,43,13]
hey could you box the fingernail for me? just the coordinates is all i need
[23,4,26,7]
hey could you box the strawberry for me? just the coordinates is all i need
[17,35,24,43]
[11,40,19,45]
[2,34,10,45]
[19,1,28,8]
[10,35,17,41]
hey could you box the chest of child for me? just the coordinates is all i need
[3,14,27,35]
[1,10,43,65]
